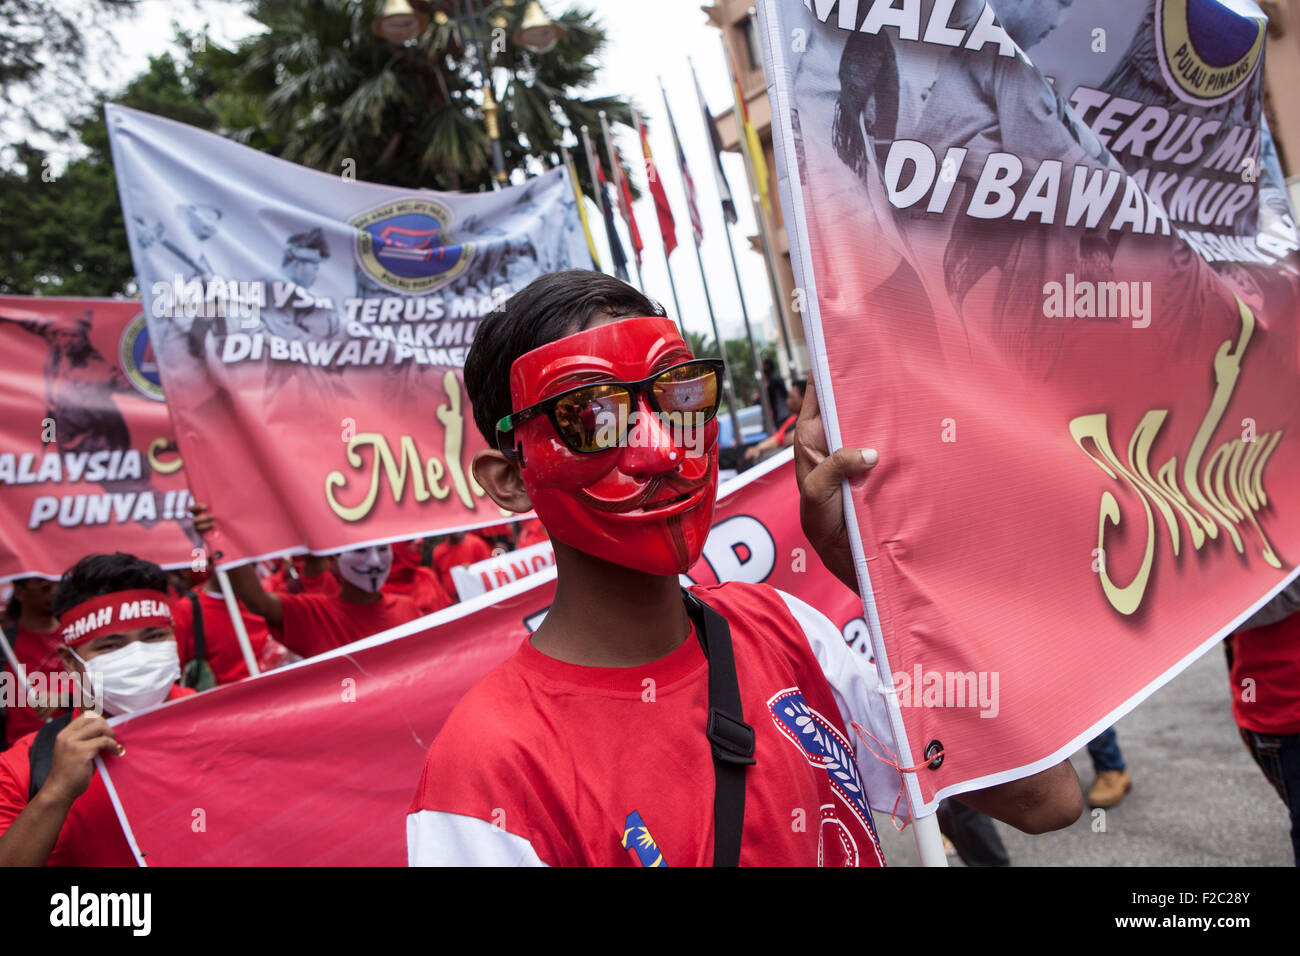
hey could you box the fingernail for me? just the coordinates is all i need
[862,449,879,466]
[116,745,126,757]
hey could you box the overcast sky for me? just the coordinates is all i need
[98,0,778,352]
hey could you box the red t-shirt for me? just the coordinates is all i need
[774,413,798,445]
[170,590,272,685]
[384,565,452,617]
[517,519,549,549]
[1231,614,1300,734]
[432,535,493,597]
[273,592,422,659]
[4,626,68,746]
[0,685,194,866]
[408,582,891,867]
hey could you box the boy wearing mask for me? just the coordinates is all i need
[407,272,1081,866]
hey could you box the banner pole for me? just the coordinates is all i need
[912,809,949,867]
[0,629,26,687]
[215,567,261,678]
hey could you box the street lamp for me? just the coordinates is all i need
[514,1,563,53]
[371,0,564,187]
[371,0,429,43]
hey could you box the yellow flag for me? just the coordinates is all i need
[730,55,772,213]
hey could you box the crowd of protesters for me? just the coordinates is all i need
[0,339,1296,866]
[0,518,549,865]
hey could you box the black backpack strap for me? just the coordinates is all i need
[683,589,755,867]
[29,712,74,802]
[187,592,207,669]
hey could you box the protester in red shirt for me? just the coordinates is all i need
[189,509,422,660]
[407,272,1080,866]
[2,577,68,747]
[432,532,492,600]
[1227,576,1300,865]
[263,556,340,596]
[0,552,194,866]
[170,575,279,685]
[744,379,805,463]
[385,539,453,616]
[516,518,549,549]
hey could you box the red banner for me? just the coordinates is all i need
[0,297,196,582]
[759,0,1300,811]
[99,451,874,865]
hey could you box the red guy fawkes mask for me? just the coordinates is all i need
[505,316,720,575]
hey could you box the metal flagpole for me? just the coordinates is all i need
[689,57,774,434]
[690,236,745,451]
[580,124,626,282]
[631,108,686,337]
[658,84,744,449]
[215,566,261,677]
[598,110,646,294]
[560,145,602,271]
[720,218,774,432]
[723,42,799,375]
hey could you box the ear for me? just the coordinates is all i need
[472,449,533,514]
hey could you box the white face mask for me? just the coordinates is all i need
[77,640,180,716]
[337,545,392,593]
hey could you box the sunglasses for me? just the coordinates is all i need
[496,359,726,458]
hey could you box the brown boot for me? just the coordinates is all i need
[1088,769,1132,809]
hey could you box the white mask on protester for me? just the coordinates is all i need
[337,545,392,593]
[76,640,180,716]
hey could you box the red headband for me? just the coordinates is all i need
[58,589,173,647]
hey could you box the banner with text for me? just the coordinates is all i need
[99,451,892,865]
[0,297,196,582]
[760,0,1300,810]
[106,105,589,567]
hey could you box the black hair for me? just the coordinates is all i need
[51,553,169,619]
[463,270,667,447]
[4,577,43,621]
[791,378,808,395]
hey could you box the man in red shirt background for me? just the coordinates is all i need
[432,531,492,600]
[189,508,423,660]
[2,577,67,747]
[386,539,453,615]
[1227,576,1300,865]
[169,573,279,685]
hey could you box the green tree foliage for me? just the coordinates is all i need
[0,53,224,296]
[0,0,146,149]
[0,1,636,295]
[218,0,633,194]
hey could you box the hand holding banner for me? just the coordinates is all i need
[759,0,1300,813]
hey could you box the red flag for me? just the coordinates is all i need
[635,110,677,258]
[614,145,645,265]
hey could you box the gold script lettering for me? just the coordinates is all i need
[324,373,486,520]
[146,438,183,475]
[1069,298,1284,616]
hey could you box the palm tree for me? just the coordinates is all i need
[204,0,635,193]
